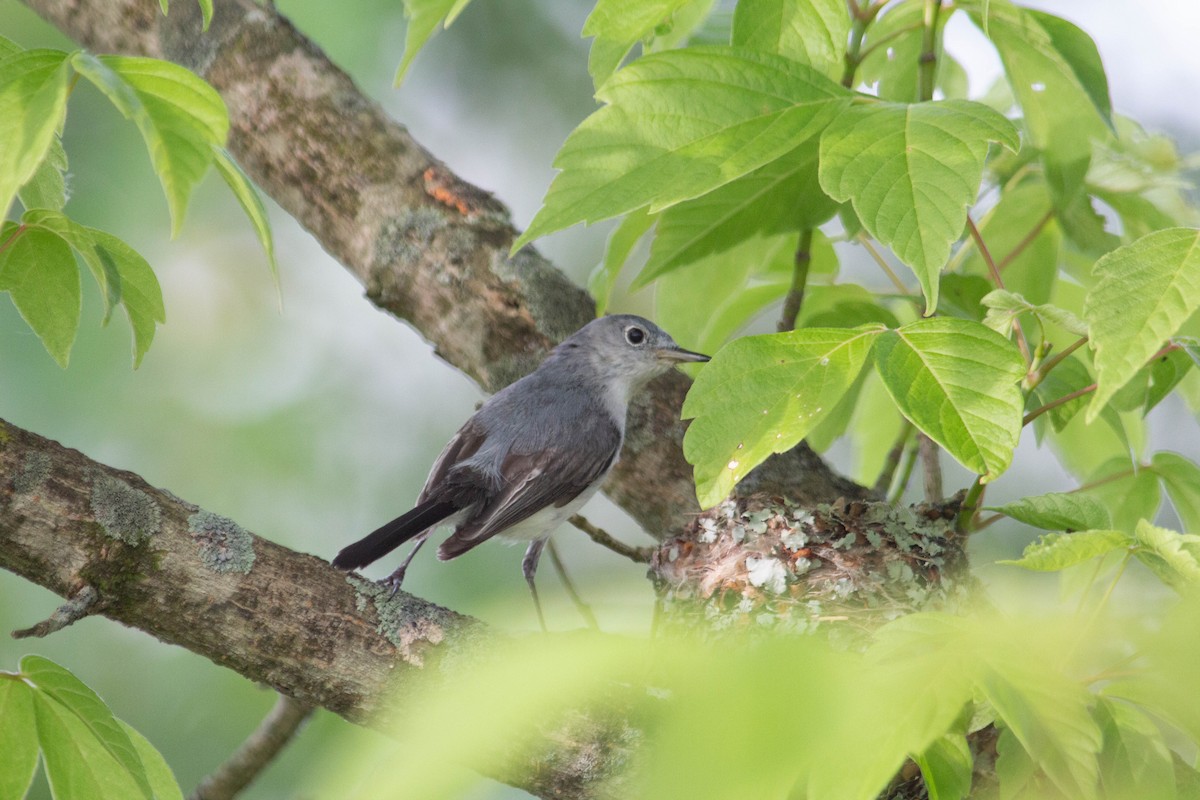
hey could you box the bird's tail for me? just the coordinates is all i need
[333,499,458,570]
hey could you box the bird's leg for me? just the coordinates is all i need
[383,530,432,596]
[522,538,548,632]
[546,539,599,631]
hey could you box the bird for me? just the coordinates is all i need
[332,314,709,628]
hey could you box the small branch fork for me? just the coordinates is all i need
[12,585,99,639]
[569,515,652,564]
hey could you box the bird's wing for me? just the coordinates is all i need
[436,418,622,559]
[417,417,490,505]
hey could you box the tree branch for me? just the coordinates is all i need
[0,417,632,799]
[18,0,865,537]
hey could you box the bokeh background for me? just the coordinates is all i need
[1,1,1198,797]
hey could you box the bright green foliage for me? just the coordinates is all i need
[682,325,880,508]
[874,318,1025,480]
[989,492,1111,532]
[1093,698,1177,800]
[213,146,279,283]
[157,0,214,31]
[856,1,958,103]
[962,181,1061,305]
[0,221,81,367]
[72,54,229,237]
[982,289,1087,338]
[512,46,851,251]
[1132,520,1200,592]
[583,0,694,88]
[0,49,71,221]
[915,732,973,800]
[731,0,850,79]
[639,137,834,284]
[818,100,1019,312]
[394,0,473,84]
[1000,529,1130,572]
[1152,452,1200,534]
[589,207,654,314]
[18,135,68,212]
[1085,228,1200,420]
[0,656,181,800]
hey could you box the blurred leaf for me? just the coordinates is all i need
[874,318,1025,481]
[1084,462,1161,534]
[0,48,72,220]
[639,138,834,284]
[394,0,474,84]
[857,1,952,103]
[998,530,1130,572]
[731,0,850,79]
[32,692,149,800]
[1093,698,1176,800]
[1025,10,1112,126]
[0,222,81,367]
[963,181,1061,305]
[0,678,38,800]
[1027,355,1093,437]
[583,0,692,43]
[18,135,68,212]
[1084,228,1200,421]
[989,492,1111,532]
[157,0,214,31]
[1132,520,1200,591]
[119,721,183,800]
[589,207,654,314]
[72,53,229,236]
[514,47,850,250]
[937,274,993,321]
[212,146,279,281]
[1109,348,1193,415]
[847,369,906,485]
[23,210,166,367]
[586,36,633,91]
[916,732,973,800]
[683,325,881,508]
[981,660,1102,799]
[21,655,153,799]
[818,100,1019,313]
[805,360,868,453]
[982,289,1087,338]
[1151,452,1200,534]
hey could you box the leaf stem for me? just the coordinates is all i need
[778,228,813,332]
[967,216,1031,363]
[1031,336,1088,387]
[855,23,925,66]
[1022,383,1096,427]
[919,433,943,502]
[842,0,886,87]
[918,0,943,102]
[1068,467,1138,495]
[0,223,27,257]
[954,475,985,534]
[569,514,651,563]
[858,233,910,294]
[874,420,915,496]
[996,209,1054,272]
[888,433,921,504]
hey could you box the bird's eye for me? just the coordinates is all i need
[625,326,646,345]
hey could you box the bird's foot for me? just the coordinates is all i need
[381,566,408,598]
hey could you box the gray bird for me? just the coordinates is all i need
[333,314,709,627]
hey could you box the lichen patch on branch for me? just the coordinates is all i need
[90,472,162,545]
[188,510,257,574]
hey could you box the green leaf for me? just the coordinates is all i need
[998,529,1130,572]
[982,290,1087,338]
[818,100,1019,313]
[856,1,950,103]
[989,492,1111,532]
[937,274,994,322]
[587,37,634,92]
[916,733,973,800]
[72,53,228,236]
[1109,348,1193,415]
[212,146,278,281]
[731,0,850,79]
[583,0,692,43]
[0,222,81,367]
[0,678,39,800]
[981,659,1102,798]
[640,138,835,284]
[682,326,881,508]
[395,0,474,84]
[22,655,153,800]
[513,46,851,251]
[1084,228,1200,421]
[1133,520,1200,591]
[32,692,152,800]
[120,721,184,800]
[873,318,1026,481]
[1025,10,1112,126]
[1152,452,1200,534]
[1093,698,1177,800]
[18,135,68,212]
[1027,355,1092,436]
[589,207,654,314]
[0,49,72,221]
[23,210,166,367]
[1084,462,1161,535]
[966,0,1111,203]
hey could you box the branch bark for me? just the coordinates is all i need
[0,417,634,799]
[18,0,866,539]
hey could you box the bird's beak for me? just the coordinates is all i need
[656,345,710,364]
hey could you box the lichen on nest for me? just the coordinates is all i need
[650,493,975,641]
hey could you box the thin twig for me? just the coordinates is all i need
[12,585,99,639]
[966,216,1031,363]
[1068,467,1139,495]
[918,434,943,502]
[546,539,599,631]
[1033,336,1088,386]
[778,228,814,332]
[917,0,943,102]
[887,437,921,504]
[189,693,314,800]
[1023,383,1096,427]
[996,210,1054,272]
[858,233,911,294]
[954,476,985,535]
[569,515,651,563]
[873,421,915,496]
[0,223,26,257]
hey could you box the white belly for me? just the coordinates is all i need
[496,484,601,542]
